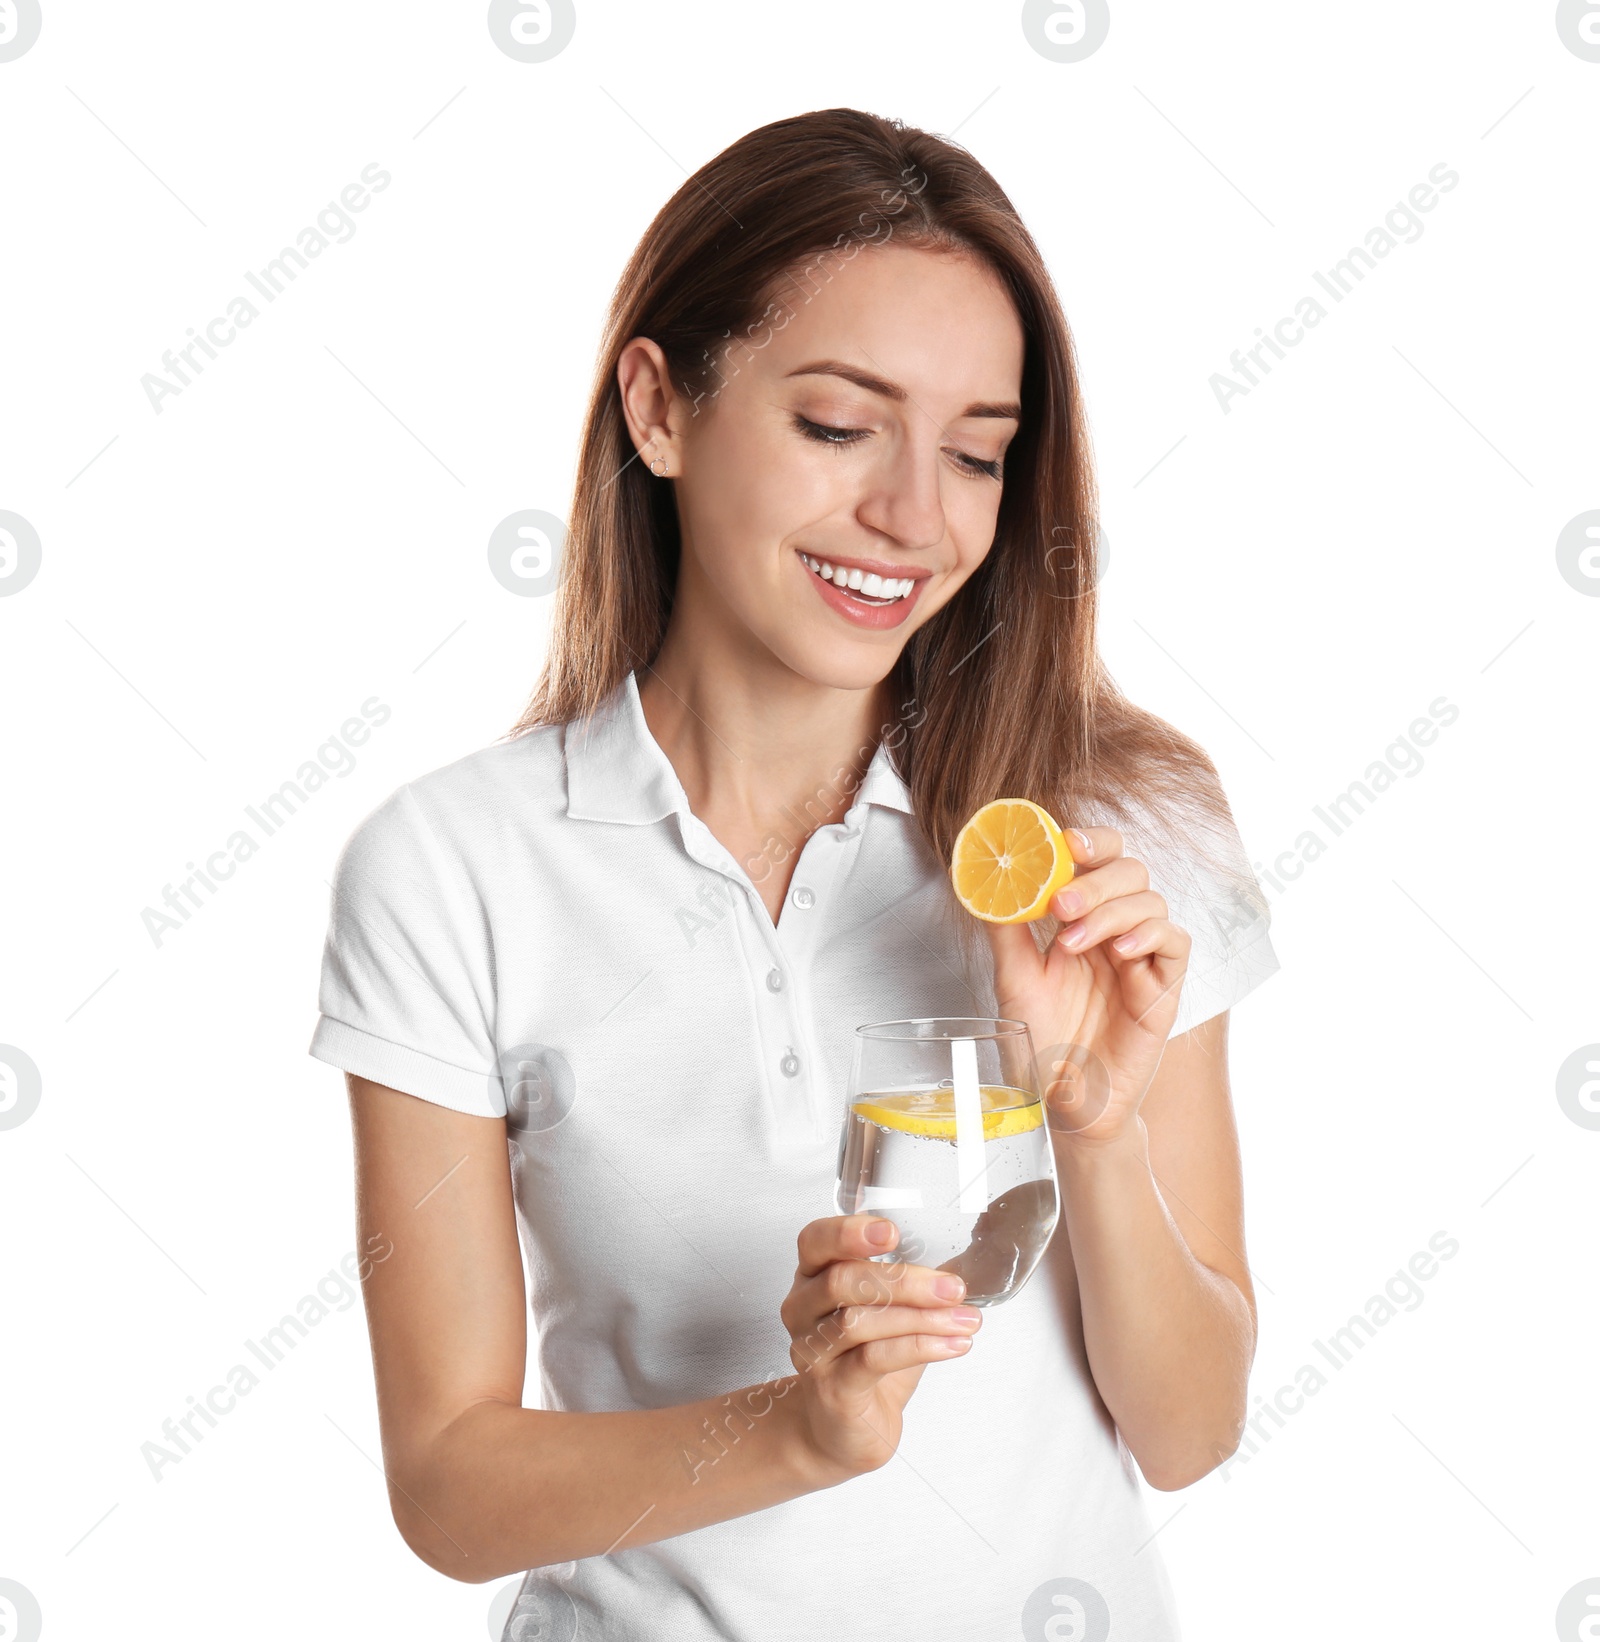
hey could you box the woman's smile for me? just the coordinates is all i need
[795,547,931,630]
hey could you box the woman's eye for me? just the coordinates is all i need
[791,412,1002,481]
[792,413,868,447]
[952,449,1003,481]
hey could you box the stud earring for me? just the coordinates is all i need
[650,455,669,476]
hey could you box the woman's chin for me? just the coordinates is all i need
[773,638,904,696]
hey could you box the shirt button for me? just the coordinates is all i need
[780,1050,801,1078]
[791,886,816,910]
[766,967,784,993]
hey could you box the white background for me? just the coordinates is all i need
[2,2,1596,1637]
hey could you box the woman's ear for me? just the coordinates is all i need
[616,336,683,475]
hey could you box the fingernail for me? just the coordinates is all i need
[1060,921,1086,948]
[1112,932,1137,952]
[866,1219,897,1247]
[933,1273,966,1300]
[1057,888,1082,916]
[1072,829,1093,857]
[952,1306,982,1327]
[939,1335,972,1353]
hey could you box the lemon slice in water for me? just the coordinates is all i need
[853,1085,1044,1141]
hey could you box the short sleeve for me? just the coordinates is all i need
[1114,803,1281,1040]
[308,784,505,1117]
[1160,856,1280,1039]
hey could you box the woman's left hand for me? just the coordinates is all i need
[982,825,1190,1148]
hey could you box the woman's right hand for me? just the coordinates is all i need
[779,1213,983,1481]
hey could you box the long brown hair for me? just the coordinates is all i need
[508,108,1264,952]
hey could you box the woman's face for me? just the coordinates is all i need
[627,242,1026,693]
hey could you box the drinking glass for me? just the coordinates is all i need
[834,1017,1060,1306]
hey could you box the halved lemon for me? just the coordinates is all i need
[852,1085,1044,1140]
[950,797,1075,923]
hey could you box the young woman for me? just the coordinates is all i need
[311,107,1279,1640]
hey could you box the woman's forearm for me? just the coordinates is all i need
[388,1375,839,1581]
[1054,1119,1255,1489]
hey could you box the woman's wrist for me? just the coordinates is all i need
[768,1378,859,1494]
[1051,1113,1151,1172]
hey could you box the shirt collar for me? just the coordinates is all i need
[852,735,914,816]
[563,670,915,825]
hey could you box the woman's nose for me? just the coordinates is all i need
[855,439,948,553]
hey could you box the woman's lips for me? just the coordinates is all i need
[800,553,926,631]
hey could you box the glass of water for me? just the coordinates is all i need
[834,1017,1060,1306]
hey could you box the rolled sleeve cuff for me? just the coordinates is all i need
[1170,922,1282,1039]
[309,1015,505,1118]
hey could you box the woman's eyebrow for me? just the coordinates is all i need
[784,359,1021,421]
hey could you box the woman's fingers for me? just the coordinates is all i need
[1107,917,1190,966]
[1054,888,1175,957]
[793,1213,900,1280]
[784,1218,980,1401]
[783,1250,967,1332]
[1049,853,1150,924]
[983,915,1050,1001]
[1065,825,1123,866]
[789,1299,982,1375]
[826,1329,976,1394]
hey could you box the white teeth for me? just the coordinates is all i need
[801,554,915,602]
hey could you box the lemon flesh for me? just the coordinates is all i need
[950,797,1076,924]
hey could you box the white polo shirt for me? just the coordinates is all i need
[309,670,1279,1641]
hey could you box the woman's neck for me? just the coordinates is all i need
[636,631,893,914]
